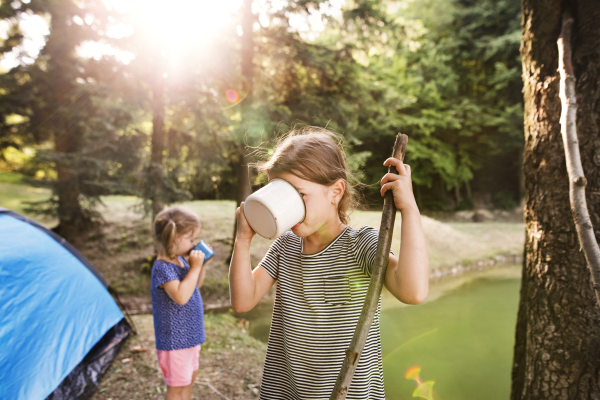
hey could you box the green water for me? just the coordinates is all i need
[235,266,521,400]
[381,273,520,399]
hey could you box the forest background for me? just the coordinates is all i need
[0,0,523,238]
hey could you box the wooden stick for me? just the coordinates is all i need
[330,133,408,399]
[558,9,600,308]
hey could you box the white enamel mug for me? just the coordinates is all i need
[243,178,306,240]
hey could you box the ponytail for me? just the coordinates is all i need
[160,219,178,258]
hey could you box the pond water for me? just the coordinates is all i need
[234,265,521,399]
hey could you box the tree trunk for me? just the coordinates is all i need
[557,10,600,308]
[228,0,255,258]
[240,0,254,104]
[465,180,472,203]
[150,76,166,217]
[236,144,253,205]
[454,184,462,205]
[236,0,255,208]
[46,3,87,240]
[511,1,600,399]
[55,133,85,240]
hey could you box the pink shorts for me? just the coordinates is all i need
[156,345,201,387]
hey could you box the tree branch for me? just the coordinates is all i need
[330,133,408,399]
[558,9,600,308]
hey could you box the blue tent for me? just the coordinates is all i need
[0,208,132,399]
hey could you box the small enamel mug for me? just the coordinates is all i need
[243,178,306,240]
[192,240,214,264]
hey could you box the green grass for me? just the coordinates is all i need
[0,178,55,226]
[0,171,25,183]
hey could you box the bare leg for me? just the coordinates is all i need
[182,370,198,400]
[165,385,185,400]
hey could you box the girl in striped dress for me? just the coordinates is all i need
[229,128,429,399]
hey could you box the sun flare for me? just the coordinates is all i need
[104,0,242,47]
[136,0,242,44]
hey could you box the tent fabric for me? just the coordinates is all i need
[0,211,130,400]
[0,207,108,287]
[47,319,131,400]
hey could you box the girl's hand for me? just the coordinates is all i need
[236,202,256,242]
[189,250,206,270]
[380,158,418,213]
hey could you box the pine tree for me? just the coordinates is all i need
[0,0,144,239]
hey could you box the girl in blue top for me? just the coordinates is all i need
[151,206,212,400]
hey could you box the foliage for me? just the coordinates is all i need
[0,0,524,226]
[0,0,146,236]
[349,0,523,209]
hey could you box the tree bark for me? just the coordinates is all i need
[511,1,600,399]
[465,180,472,203]
[236,0,255,207]
[240,0,254,104]
[150,75,166,217]
[236,144,252,205]
[557,9,600,309]
[229,0,255,254]
[454,184,462,205]
[46,2,87,240]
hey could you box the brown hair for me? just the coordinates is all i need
[254,127,359,225]
[153,206,202,258]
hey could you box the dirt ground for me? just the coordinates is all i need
[90,313,266,400]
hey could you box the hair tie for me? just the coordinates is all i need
[168,219,173,224]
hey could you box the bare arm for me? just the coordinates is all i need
[384,206,429,304]
[162,251,205,305]
[197,255,214,289]
[196,263,207,289]
[380,158,429,304]
[229,203,276,313]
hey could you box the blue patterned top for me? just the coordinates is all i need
[151,258,205,351]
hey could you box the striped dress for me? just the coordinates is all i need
[258,226,385,399]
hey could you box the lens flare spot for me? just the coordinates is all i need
[405,366,437,400]
[226,89,239,103]
[267,149,274,155]
[405,366,422,380]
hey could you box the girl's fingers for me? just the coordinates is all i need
[383,158,408,176]
[190,250,205,259]
[239,202,250,222]
[236,202,256,237]
[380,181,397,197]
[380,172,402,186]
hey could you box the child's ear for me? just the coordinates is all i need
[331,179,345,204]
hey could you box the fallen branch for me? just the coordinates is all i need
[196,380,232,400]
[330,133,408,399]
[558,9,600,308]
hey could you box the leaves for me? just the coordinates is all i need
[0,0,523,216]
